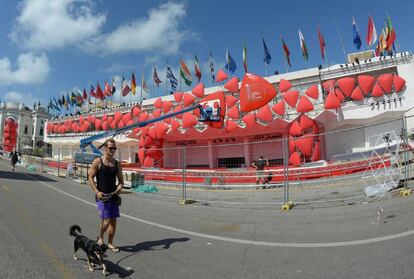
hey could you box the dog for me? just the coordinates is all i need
[69,225,107,275]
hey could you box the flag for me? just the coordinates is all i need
[386,15,396,51]
[366,15,378,47]
[262,37,272,65]
[104,81,112,96]
[111,77,116,95]
[96,82,104,100]
[166,65,178,91]
[298,29,309,61]
[66,93,70,107]
[122,76,131,97]
[141,71,149,93]
[317,25,326,60]
[194,55,202,82]
[62,95,66,109]
[225,49,237,74]
[58,97,62,107]
[281,37,291,67]
[180,59,192,86]
[83,88,87,100]
[376,26,387,56]
[352,17,362,50]
[153,65,162,87]
[131,72,136,95]
[90,85,96,98]
[242,40,248,73]
[208,51,215,82]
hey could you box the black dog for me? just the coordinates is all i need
[70,225,107,275]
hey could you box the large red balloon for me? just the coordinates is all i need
[256,105,273,122]
[192,83,205,97]
[289,121,302,136]
[272,101,285,116]
[242,113,256,128]
[337,77,355,97]
[227,106,239,119]
[296,95,314,113]
[225,95,238,108]
[154,97,163,108]
[305,85,319,100]
[183,93,196,107]
[377,73,393,94]
[173,92,184,103]
[279,79,292,93]
[239,73,277,113]
[358,75,375,95]
[324,92,341,109]
[182,112,198,129]
[282,90,299,108]
[215,69,228,82]
[224,77,239,93]
[393,75,406,92]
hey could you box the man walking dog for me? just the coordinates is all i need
[88,139,123,252]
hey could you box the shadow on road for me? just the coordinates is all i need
[0,170,57,182]
[116,237,190,265]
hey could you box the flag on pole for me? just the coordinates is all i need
[208,51,215,82]
[366,15,378,47]
[83,88,87,100]
[352,17,362,50]
[317,25,326,61]
[262,37,272,65]
[104,81,112,96]
[96,82,105,100]
[122,76,131,97]
[131,72,136,95]
[242,40,248,73]
[298,29,309,61]
[194,55,202,82]
[376,26,387,56]
[111,77,116,95]
[385,15,396,51]
[281,37,291,66]
[153,65,162,87]
[225,49,237,74]
[62,95,67,109]
[166,65,178,91]
[141,71,149,93]
[180,59,192,86]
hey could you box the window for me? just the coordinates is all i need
[39,128,43,136]
[218,157,245,168]
[24,125,28,134]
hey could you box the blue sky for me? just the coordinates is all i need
[0,0,413,108]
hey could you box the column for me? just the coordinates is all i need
[208,140,214,169]
[243,138,251,168]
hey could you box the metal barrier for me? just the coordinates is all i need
[23,116,414,209]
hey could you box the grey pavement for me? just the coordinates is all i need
[0,158,413,279]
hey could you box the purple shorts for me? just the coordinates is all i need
[96,201,120,219]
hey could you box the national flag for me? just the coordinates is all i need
[83,88,87,100]
[298,29,309,61]
[70,92,76,105]
[242,40,248,73]
[180,59,192,86]
[352,17,362,50]
[96,82,104,100]
[111,77,116,95]
[58,97,62,107]
[131,72,137,95]
[317,25,326,60]
[103,81,111,96]
[122,76,131,97]
[153,65,162,87]
[225,49,237,74]
[281,38,291,66]
[166,65,178,91]
[62,95,66,108]
[385,15,396,51]
[366,15,378,47]
[66,93,70,107]
[375,26,387,56]
[208,51,215,83]
[194,55,202,82]
[141,71,149,93]
[90,85,97,100]
[262,37,272,65]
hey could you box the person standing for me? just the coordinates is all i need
[88,139,123,252]
[251,155,269,188]
[9,149,19,171]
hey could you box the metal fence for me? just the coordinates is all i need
[15,116,414,209]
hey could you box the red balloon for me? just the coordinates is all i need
[225,120,238,132]
[296,95,314,113]
[289,121,302,136]
[289,152,301,166]
[224,77,239,93]
[154,97,163,108]
[358,75,375,95]
[173,92,184,103]
[256,105,273,122]
[182,112,198,129]
[242,113,256,128]
[192,83,205,97]
[183,93,196,107]
[283,90,299,108]
[279,79,292,93]
[239,73,277,113]
[225,95,238,108]
[378,73,393,94]
[215,69,228,82]
[272,101,285,116]
[337,77,355,97]
[393,75,406,92]
[305,85,319,100]
[227,106,239,119]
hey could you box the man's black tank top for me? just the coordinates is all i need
[96,157,118,196]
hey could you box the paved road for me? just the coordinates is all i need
[0,158,413,279]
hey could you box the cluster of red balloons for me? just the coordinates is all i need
[3,118,18,152]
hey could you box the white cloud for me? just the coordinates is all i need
[3,91,37,106]
[0,52,50,85]
[83,2,190,55]
[11,0,106,50]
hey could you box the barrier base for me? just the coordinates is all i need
[399,188,412,197]
[281,201,294,211]
[179,199,195,205]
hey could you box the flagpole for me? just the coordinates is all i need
[140,67,143,104]
[152,64,155,97]
[165,61,168,96]
[334,18,347,62]
[278,32,289,73]
[385,10,400,53]
[261,33,269,77]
